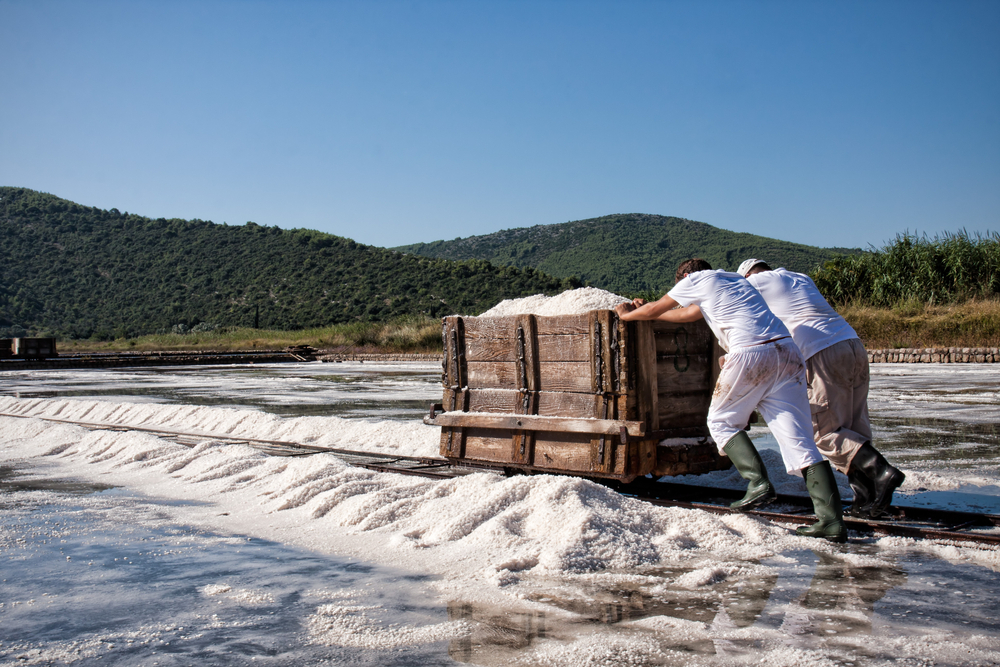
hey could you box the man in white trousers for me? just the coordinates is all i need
[737,258,905,518]
[615,258,846,542]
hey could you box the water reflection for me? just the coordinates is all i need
[447,603,547,662]
[767,550,906,648]
[445,550,920,663]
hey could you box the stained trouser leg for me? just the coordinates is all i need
[706,347,778,510]
[755,343,824,475]
[809,340,903,517]
[757,342,846,541]
[806,341,866,474]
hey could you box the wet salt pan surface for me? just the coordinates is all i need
[866,364,1000,516]
[867,364,1000,424]
[3,439,999,667]
[1,363,1000,664]
[0,472,461,665]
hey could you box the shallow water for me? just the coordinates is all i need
[0,469,457,666]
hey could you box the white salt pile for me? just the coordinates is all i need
[0,397,894,594]
[0,396,440,458]
[5,395,997,588]
[479,287,629,317]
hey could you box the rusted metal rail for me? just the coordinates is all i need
[2,411,998,547]
[612,477,1000,546]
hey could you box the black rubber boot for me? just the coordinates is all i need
[722,431,777,510]
[848,443,905,519]
[846,463,874,518]
[796,461,848,543]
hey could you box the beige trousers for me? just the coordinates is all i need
[806,338,871,473]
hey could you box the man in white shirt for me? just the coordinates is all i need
[738,258,905,518]
[616,258,846,542]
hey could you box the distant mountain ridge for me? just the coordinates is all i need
[0,187,576,338]
[394,214,859,294]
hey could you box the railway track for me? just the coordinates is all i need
[3,411,999,547]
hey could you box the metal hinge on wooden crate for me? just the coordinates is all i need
[442,317,468,457]
[511,316,540,464]
[590,311,625,473]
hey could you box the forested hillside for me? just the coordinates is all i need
[0,187,578,339]
[394,214,857,294]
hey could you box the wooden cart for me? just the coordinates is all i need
[423,309,731,483]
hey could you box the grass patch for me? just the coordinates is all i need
[840,299,1000,349]
[54,302,1000,354]
[58,317,444,354]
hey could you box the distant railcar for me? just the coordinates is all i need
[424,310,731,483]
[3,337,59,360]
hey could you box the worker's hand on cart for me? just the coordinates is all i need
[614,298,647,317]
[615,302,637,316]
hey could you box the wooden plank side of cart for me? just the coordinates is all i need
[431,311,729,482]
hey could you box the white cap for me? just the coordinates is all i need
[737,258,765,277]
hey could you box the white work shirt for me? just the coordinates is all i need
[746,268,858,360]
[667,270,791,352]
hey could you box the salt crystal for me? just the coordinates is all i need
[478,287,629,317]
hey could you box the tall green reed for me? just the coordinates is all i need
[812,231,1000,307]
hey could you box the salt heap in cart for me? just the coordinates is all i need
[424,289,733,482]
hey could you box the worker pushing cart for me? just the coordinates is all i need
[738,258,905,518]
[616,258,847,542]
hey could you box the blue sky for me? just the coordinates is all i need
[1,0,997,249]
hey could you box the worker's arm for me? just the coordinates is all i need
[615,294,704,323]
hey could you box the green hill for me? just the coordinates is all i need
[394,214,858,294]
[0,187,578,339]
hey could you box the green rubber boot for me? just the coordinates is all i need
[722,431,777,510]
[796,461,848,543]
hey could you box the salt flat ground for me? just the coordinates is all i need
[0,362,998,666]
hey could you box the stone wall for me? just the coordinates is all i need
[868,347,999,363]
[318,352,443,363]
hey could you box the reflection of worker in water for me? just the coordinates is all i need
[738,260,905,518]
[779,550,906,641]
[616,258,846,542]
